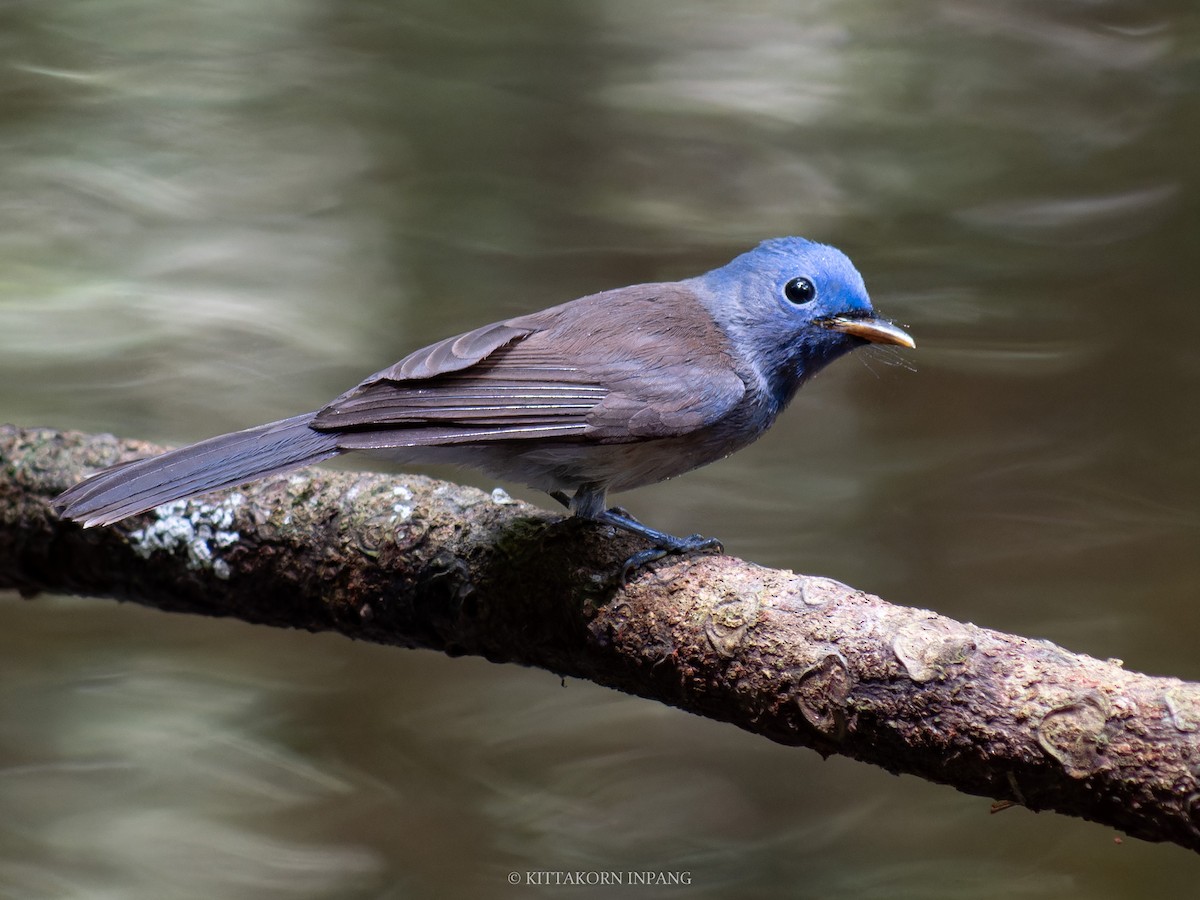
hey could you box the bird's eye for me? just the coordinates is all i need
[783,277,816,305]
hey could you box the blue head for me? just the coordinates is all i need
[690,237,913,408]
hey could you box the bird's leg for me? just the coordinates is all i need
[567,484,724,581]
[595,508,725,581]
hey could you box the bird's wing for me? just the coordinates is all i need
[310,284,748,448]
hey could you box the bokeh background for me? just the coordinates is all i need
[4,1,1200,897]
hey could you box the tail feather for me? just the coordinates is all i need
[54,413,341,527]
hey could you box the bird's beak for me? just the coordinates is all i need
[820,315,915,348]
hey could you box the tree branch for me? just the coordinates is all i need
[3,424,1199,852]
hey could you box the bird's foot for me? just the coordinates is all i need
[618,535,724,583]
[591,507,724,583]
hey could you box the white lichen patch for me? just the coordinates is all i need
[391,484,414,522]
[128,494,243,580]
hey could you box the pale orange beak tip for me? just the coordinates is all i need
[823,316,915,349]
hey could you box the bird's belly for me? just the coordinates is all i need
[427,415,770,495]
[512,437,725,492]
[362,393,778,497]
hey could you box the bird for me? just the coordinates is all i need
[55,237,914,574]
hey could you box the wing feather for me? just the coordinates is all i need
[381,322,534,380]
[310,284,748,448]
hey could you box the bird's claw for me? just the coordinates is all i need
[619,533,724,584]
[579,502,725,584]
[619,547,669,583]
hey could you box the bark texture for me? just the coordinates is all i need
[3,424,1200,853]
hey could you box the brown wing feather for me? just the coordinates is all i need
[310,284,747,447]
[381,322,534,380]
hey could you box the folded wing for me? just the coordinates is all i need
[311,284,747,450]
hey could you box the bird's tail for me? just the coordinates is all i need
[54,413,341,527]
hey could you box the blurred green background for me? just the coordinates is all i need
[3,1,1200,897]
